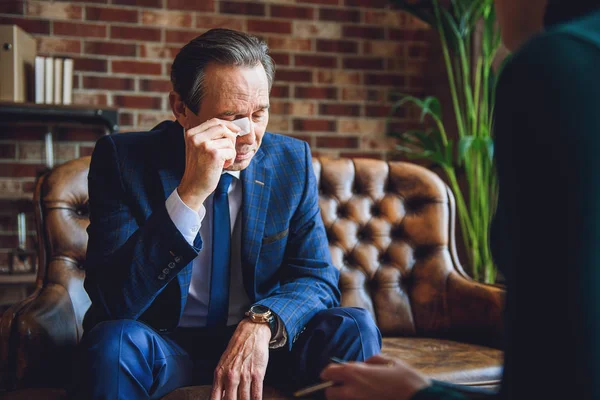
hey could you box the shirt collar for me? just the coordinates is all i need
[224,171,241,180]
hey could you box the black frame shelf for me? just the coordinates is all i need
[0,101,119,133]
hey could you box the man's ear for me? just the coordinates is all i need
[169,91,188,127]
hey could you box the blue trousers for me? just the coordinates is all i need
[71,307,382,400]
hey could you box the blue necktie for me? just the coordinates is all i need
[207,173,233,327]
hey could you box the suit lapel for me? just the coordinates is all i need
[241,148,272,300]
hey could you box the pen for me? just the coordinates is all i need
[292,357,345,398]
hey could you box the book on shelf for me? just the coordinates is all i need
[34,56,74,106]
[44,57,53,104]
[34,56,44,104]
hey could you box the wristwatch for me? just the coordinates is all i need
[245,305,277,338]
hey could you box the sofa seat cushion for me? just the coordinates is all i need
[2,338,503,400]
[382,337,503,386]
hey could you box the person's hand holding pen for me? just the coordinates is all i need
[311,355,431,400]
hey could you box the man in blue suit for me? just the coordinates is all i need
[73,29,381,400]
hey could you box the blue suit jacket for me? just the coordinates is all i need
[83,120,340,349]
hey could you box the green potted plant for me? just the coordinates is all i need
[388,0,501,283]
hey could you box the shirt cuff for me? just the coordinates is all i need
[165,188,206,245]
[269,313,288,349]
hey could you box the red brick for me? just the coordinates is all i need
[343,57,385,70]
[196,15,244,31]
[408,44,428,58]
[0,126,47,140]
[270,85,289,98]
[270,53,290,66]
[295,55,337,68]
[140,79,172,92]
[27,1,82,19]
[85,41,137,57]
[276,69,312,83]
[288,135,313,145]
[345,0,388,7]
[271,5,314,20]
[365,73,406,86]
[55,126,105,141]
[69,0,107,3]
[0,1,24,14]
[0,163,45,178]
[0,144,16,159]
[247,20,291,34]
[37,37,81,55]
[73,92,108,106]
[112,0,161,8]
[79,145,96,157]
[119,113,134,127]
[73,57,107,72]
[299,0,339,4]
[140,44,180,59]
[167,0,215,11]
[364,105,389,117]
[319,104,361,116]
[111,26,161,42]
[293,119,336,132]
[166,30,201,44]
[221,1,265,16]
[141,10,192,27]
[389,29,428,42]
[113,95,162,110]
[409,76,425,88]
[269,101,290,115]
[0,17,49,34]
[112,60,162,75]
[343,25,384,40]
[267,37,312,52]
[0,235,19,248]
[316,39,358,54]
[54,21,106,38]
[316,136,359,148]
[83,76,134,91]
[86,6,138,23]
[295,86,337,100]
[319,8,360,22]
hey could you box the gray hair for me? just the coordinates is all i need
[170,28,275,114]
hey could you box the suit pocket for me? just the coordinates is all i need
[262,228,289,245]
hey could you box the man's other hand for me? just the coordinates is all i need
[178,118,241,212]
[321,354,431,400]
[210,319,271,400]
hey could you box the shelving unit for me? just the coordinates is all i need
[0,102,119,306]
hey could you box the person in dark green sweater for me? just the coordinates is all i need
[321,0,600,399]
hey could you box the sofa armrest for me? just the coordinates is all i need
[446,273,505,349]
[12,283,82,390]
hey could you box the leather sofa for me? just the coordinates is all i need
[0,156,505,399]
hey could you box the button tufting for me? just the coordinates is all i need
[168,262,176,268]
[162,268,170,274]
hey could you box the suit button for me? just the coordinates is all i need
[168,262,176,268]
[162,268,170,274]
[158,274,166,280]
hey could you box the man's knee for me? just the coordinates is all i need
[79,319,154,364]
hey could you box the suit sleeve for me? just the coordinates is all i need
[255,142,341,350]
[491,32,600,399]
[84,135,200,323]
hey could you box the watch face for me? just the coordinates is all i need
[251,305,270,315]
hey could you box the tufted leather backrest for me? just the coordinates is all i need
[34,157,92,340]
[35,156,501,343]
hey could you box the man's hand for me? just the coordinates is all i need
[211,319,271,400]
[178,118,241,212]
[321,354,431,400]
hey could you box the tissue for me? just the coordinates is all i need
[232,117,251,136]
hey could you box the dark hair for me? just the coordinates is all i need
[544,0,600,27]
[170,28,275,114]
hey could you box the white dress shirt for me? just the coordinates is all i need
[165,171,250,327]
[165,172,286,347]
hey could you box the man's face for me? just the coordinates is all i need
[180,63,270,171]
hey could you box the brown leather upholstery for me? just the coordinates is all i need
[0,156,505,398]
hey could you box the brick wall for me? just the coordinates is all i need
[0,0,433,275]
